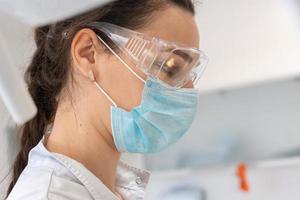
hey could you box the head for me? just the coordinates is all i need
[7,0,199,195]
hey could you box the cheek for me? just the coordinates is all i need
[98,56,145,111]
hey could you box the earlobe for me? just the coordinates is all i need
[88,70,95,81]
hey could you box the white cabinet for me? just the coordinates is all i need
[195,0,300,94]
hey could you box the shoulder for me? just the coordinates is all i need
[7,165,92,200]
[7,166,54,200]
[7,139,93,200]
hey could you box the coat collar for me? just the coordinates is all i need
[32,137,150,200]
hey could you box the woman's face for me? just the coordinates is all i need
[70,5,199,138]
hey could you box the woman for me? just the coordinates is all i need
[6,0,207,199]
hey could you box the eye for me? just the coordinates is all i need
[161,58,181,77]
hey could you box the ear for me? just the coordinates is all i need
[70,28,103,81]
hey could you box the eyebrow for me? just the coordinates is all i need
[173,50,193,62]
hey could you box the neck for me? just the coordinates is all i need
[45,102,121,194]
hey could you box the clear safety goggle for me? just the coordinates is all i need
[86,22,208,89]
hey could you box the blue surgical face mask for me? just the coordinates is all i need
[111,76,198,153]
[90,38,199,153]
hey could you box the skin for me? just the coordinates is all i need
[45,4,200,198]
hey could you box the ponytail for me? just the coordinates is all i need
[6,24,68,195]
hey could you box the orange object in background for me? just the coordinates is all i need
[236,163,250,192]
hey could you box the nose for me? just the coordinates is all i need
[182,80,194,88]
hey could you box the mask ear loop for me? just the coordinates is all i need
[96,35,146,84]
[88,70,118,107]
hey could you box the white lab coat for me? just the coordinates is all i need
[7,138,150,200]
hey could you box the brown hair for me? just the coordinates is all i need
[7,0,195,196]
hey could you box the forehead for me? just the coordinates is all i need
[138,6,200,48]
